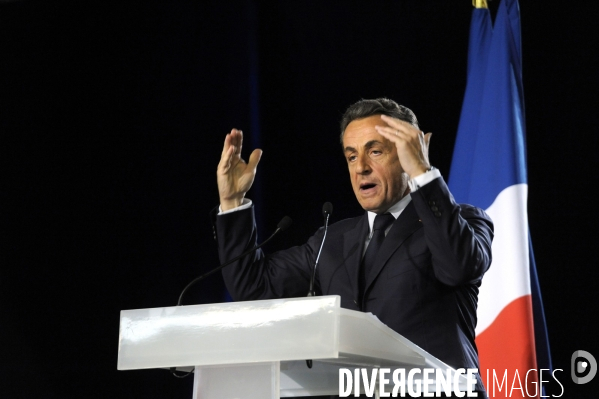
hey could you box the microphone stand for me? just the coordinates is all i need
[306,202,333,368]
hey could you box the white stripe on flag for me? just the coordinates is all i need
[476,183,531,335]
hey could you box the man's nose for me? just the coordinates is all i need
[355,154,371,174]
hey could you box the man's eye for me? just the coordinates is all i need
[347,155,357,162]
[370,150,382,156]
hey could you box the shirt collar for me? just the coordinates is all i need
[367,194,412,233]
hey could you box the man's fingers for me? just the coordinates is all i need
[221,129,243,156]
[380,114,414,131]
[236,130,243,155]
[218,145,235,173]
[376,126,410,142]
[217,128,259,178]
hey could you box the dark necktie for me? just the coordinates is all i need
[359,213,395,304]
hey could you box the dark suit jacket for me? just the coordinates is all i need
[214,177,493,392]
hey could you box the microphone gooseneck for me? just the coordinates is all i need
[307,202,333,369]
[307,202,333,297]
[177,215,293,306]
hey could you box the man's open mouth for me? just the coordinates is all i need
[360,183,376,190]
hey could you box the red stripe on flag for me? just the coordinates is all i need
[476,295,538,398]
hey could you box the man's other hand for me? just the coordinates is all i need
[217,128,262,211]
[375,114,432,179]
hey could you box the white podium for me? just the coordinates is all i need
[118,295,470,398]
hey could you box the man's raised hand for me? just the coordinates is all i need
[375,115,432,179]
[217,129,262,211]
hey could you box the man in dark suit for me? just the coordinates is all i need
[214,98,493,396]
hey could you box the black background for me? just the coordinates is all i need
[2,0,597,397]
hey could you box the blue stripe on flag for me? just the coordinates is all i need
[448,8,492,207]
[449,0,526,210]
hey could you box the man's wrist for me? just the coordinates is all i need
[408,167,440,192]
[409,165,432,180]
[218,198,253,215]
[220,197,244,212]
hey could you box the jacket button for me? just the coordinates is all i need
[431,205,439,212]
[434,211,442,217]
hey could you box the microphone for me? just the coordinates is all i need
[177,215,293,306]
[306,202,333,369]
[307,202,333,297]
[322,201,333,218]
[277,215,293,232]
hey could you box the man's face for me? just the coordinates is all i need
[342,115,409,214]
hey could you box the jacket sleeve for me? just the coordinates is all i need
[410,176,494,286]
[213,205,321,301]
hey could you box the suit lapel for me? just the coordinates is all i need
[365,201,423,291]
[342,213,369,302]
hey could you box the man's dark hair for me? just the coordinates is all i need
[339,98,419,143]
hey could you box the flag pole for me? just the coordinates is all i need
[473,0,488,8]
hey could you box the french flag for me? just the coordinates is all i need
[448,0,551,397]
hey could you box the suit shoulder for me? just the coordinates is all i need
[458,203,493,223]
